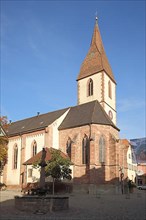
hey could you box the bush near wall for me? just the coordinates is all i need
[45,181,73,194]
[22,181,73,194]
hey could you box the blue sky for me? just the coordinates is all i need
[1,0,145,140]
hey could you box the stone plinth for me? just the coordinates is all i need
[15,196,69,213]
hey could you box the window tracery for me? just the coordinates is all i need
[13,144,18,169]
[99,135,106,163]
[32,140,37,156]
[82,134,89,164]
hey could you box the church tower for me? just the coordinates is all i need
[77,18,117,125]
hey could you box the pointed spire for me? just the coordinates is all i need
[91,16,104,54]
[77,19,116,83]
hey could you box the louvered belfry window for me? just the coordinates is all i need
[88,78,93,96]
[99,135,106,163]
[13,144,18,169]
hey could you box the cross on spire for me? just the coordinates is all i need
[95,11,98,23]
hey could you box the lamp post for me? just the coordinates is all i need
[119,166,124,194]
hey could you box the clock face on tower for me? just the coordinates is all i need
[108,110,113,120]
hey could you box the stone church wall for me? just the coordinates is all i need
[59,124,120,185]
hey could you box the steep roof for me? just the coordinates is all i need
[59,100,119,131]
[77,19,116,83]
[23,147,69,165]
[7,108,69,137]
[7,101,119,138]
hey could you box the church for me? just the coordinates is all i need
[3,18,129,190]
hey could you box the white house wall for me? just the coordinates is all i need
[6,137,21,185]
[127,146,137,182]
[26,164,74,184]
[52,109,70,149]
[27,165,40,183]
[25,133,45,161]
[6,109,70,186]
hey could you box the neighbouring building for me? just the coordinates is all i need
[3,18,132,191]
[127,142,137,183]
[130,138,146,185]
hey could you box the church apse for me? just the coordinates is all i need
[59,124,120,185]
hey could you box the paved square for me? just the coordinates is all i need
[0,190,146,220]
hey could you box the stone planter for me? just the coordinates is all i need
[15,195,69,213]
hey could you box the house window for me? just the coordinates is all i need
[28,169,33,177]
[13,144,18,169]
[108,80,112,99]
[82,134,89,164]
[87,78,93,96]
[66,137,72,159]
[99,135,106,163]
[32,140,37,156]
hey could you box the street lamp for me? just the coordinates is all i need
[119,166,124,194]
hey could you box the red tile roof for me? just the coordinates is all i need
[77,21,116,83]
[23,147,69,165]
[7,108,69,137]
[121,139,130,146]
[59,100,120,131]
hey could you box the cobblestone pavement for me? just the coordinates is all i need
[0,190,146,220]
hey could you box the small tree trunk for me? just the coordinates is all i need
[52,178,55,195]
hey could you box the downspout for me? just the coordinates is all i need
[19,133,22,187]
[88,123,92,165]
[19,133,26,187]
[89,123,92,141]
[88,123,92,184]
[25,164,27,185]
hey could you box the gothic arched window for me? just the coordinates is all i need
[32,140,37,156]
[66,137,72,159]
[13,144,18,169]
[87,78,93,96]
[108,80,112,99]
[99,135,106,163]
[82,134,89,164]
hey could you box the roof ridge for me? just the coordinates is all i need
[9,107,70,124]
[59,100,120,131]
[7,107,71,137]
